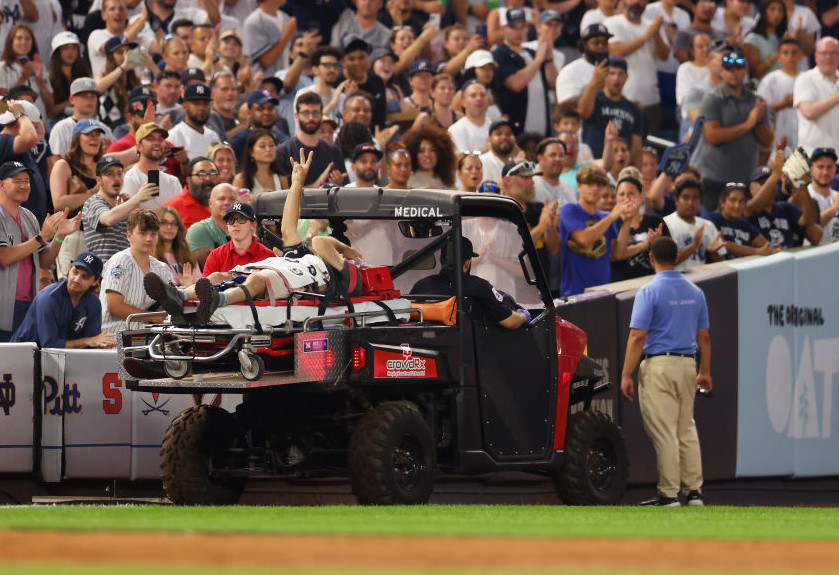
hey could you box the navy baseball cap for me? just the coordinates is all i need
[246,89,279,108]
[340,34,370,55]
[96,155,123,175]
[582,23,612,41]
[70,251,104,278]
[539,9,562,23]
[183,83,212,101]
[129,85,155,103]
[0,160,33,180]
[488,118,513,134]
[225,201,256,222]
[370,48,397,65]
[408,59,433,77]
[104,35,137,55]
[180,67,207,84]
[506,8,527,25]
[351,143,383,161]
[811,147,838,163]
[750,165,772,183]
[608,56,628,72]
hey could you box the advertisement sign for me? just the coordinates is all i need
[0,343,36,473]
[40,349,65,482]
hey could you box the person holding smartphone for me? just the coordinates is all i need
[0,24,56,121]
[120,122,182,210]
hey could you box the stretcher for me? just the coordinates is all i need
[120,267,424,384]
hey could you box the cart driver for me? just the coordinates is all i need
[144,150,366,325]
[410,236,530,330]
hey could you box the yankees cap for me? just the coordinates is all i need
[70,251,104,278]
[224,201,256,221]
[183,83,212,101]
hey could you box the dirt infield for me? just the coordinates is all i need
[4,530,839,572]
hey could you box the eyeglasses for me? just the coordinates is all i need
[225,215,250,225]
[722,54,746,68]
[191,170,220,179]
[505,161,539,177]
[159,220,179,228]
[477,181,500,194]
[319,62,340,69]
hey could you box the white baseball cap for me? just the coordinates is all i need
[19,100,40,123]
[465,50,497,70]
[51,31,82,56]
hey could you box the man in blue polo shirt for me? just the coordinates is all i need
[620,237,712,507]
[12,251,116,349]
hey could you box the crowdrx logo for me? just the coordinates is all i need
[386,344,427,372]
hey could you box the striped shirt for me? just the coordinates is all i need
[99,249,175,333]
[82,194,130,264]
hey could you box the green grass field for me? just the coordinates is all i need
[1,504,838,541]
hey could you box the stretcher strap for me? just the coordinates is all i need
[239,285,263,333]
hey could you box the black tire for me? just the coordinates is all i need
[160,405,246,505]
[348,401,436,505]
[556,410,629,505]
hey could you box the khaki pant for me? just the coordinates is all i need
[638,355,703,498]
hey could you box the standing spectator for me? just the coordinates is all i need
[757,38,802,152]
[346,143,382,188]
[605,0,670,133]
[681,39,729,141]
[371,48,408,118]
[693,48,773,210]
[162,156,216,229]
[49,78,115,160]
[153,69,184,127]
[620,236,711,507]
[807,147,839,243]
[743,0,787,81]
[276,92,346,186]
[47,32,92,124]
[121,122,182,209]
[794,37,839,155]
[448,80,491,155]
[502,158,560,285]
[402,59,434,115]
[581,0,619,30]
[331,0,391,50]
[231,90,289,164]
[781,0,819,69]
[707,183,778,257]
[611,175,668,281]
[0,24,55,121]
[712,0,755,43]
[479,118,516,183]
[522,10,565,93]
[0,161,79,340]
[533,138,577,209]
[403,125,457,189]
[458,50,502,122]
[95,35,157,131]
[0,98,44,222]
[143,0,219,37]
[579,57,644,166]
[167,83,221,161]
[11,251,116,348]
[202,201,274,276]
[559,163,630,297]
[158,36,190,76]
[672,0,727,63]
[0,0,37,51]
[644,0,692,117]
[242,0,296,78]
[675,33,711,140]
[82,155,155,264]
[206,70,244,143]
[337,34,387,131]
[293,47,348,126]
[154,205,200,286]
[87,0,151,78]
[492,8,553,136]
[186,183,237,268]
[662,178,725,269]
[425,73,459,132]
[99,209,173,333]
[556,24,612,111]
[50,120,106,217]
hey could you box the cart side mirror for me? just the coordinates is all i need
[398,220,444,238]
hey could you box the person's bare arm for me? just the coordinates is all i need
[797,92,839,121]
[498,310,528,329]
[9,104,38,155]
[66,333,117,349]
[569,203,622,248]
[396,24,438,75]
[610,17,662,57]
[621,327,648,401]
[105,290,166,322]
[258,17,297,70]
[695,327,712,391]
[745,150,783,217]
[280,148,311,245]
[577,59,607,119]
[505,40,551,93]
[645,172,671,212]
[19,0,38,21]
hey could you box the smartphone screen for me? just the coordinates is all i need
[148,169,160,193]
[308,19,320,33]
[475,24,487,43]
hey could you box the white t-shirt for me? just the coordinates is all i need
[793,66,839,154]
[23,0,63,68]
[663,213,720,270]
[448,116,491,154]
[479,152,505,183]
[711,7,753,39]
[49,116,115,157]
[222,0,257,31]
[518,49,549,135]
[643,2,691,74]
[87,26,156,78]
[100,248,175,333]
[167,121,221,161]
[556,56,594,107]
[533,176,577,208]
[0,60,51,120]
[604,14,661,106]
[752,5,819,72]
[757,68,799,151]
[676,61,709,109]
[808,184,839,243]
[580,8,610,30]
[121,164,182,210]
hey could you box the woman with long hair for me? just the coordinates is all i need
[457,153,483,192]
[232,129,284,197]
[744,0,788,79]
[440,24,484,77]
[0,24,55,120]
[160,35,190,75]
[207,142,236,184]
[402,125,457,189]
[48,32,91,122]
[426,73,459,130]
[155,206,201,286]
[50,120,106,216]
[95,36,157,130]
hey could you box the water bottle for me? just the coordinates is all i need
[137,46,153,85]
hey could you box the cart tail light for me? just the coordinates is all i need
[352,344,366,373]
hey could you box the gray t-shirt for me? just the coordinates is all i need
[81,194,130,264]
[0,204,44,330]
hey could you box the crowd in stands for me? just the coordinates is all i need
[2,0,839,345]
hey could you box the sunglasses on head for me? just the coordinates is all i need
[506,161,538,177]
[722,55,746,68]
[477,181,500,194]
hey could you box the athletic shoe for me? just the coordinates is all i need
[686,490,704,506]
[639,493,681,507]
[144,273,184,320]
[195,277,220,325]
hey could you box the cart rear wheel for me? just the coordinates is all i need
[164,360,191,379]
[239,352,264,381]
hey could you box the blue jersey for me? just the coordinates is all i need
[560,203,618,297]
[748,202,803,248]
[11,280,102,348]
[708,210,762,256]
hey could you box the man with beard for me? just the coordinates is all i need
[122,123,183,210]
[230,90,288,164]
[167,84,222,161]
[807,147,839,242]
[162,157,218,229]
[534,139,577,209]
[337,35,387,130]
[604,0,670,133]
[672,0,727,63]
[294,46,346,125]
[579,57,644,165]
[206,71,247,142]
[346,143,381,187]
[82,156,156,264]
[557,25,613,111]
[153,70,185,128]
[501,158,559,284]
[479,119,517,183]
[276,92,346,186]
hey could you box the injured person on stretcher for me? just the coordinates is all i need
[144,150,366,326]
